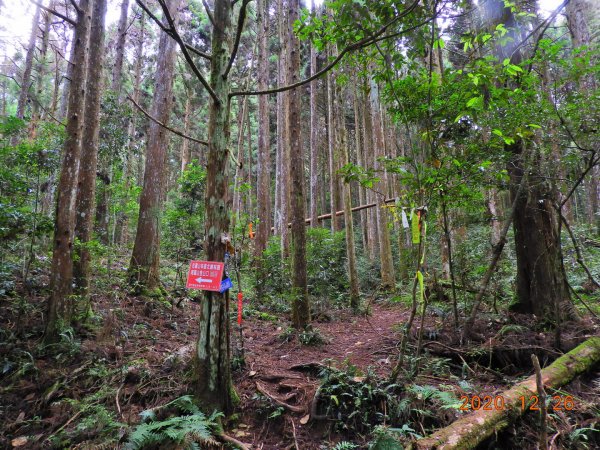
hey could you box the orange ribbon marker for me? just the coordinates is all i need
[237,291,243,325]
[248,223,255,239]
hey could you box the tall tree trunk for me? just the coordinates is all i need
[361,81,378,261]
[29,7,51,139]
[352,83,368,253]
[73,0,107,300]
[115,10,145,246]
[254,0,271,260]
[193,0,235,414]
[111,0,129,94]
[180,96,193,172]
[274,0,290,259]
[308,3,319,228]
[128,0,181,291]
[566,0,599,235]
[287,0,310,329]
[15,5,41,120]
[338,85,360,310]
[45,0,91,342]
[58,38,73,121]
[370,78,395,289]
[326,51,342,232]
[483,0,572,320]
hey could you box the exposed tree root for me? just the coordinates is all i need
[255,382,304,413]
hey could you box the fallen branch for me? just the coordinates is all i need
[411,336,600,449]
[256,382,304,413]
[218,432,251,450]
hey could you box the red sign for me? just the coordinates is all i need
[186,260,225,291]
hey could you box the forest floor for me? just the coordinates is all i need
[1,275,599,449]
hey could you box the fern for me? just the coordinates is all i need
[126,396,220,450]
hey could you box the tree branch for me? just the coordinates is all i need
[153,0,219,104]
[127,94,208,146]
[69,0,82,14]
[135,0,212,60]
[230,0,425,97]
[202,0,215,28]
[224,0,251,78]
[30,0,76,26]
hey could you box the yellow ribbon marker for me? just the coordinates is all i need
[412,210,421,244]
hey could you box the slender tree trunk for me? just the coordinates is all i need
[73,0,107,301]
[29,7,51,139]
[180,96,193,172]
[16,5,41,120]
[362,82,378,260]
[128,0,181,291]
[111,0,129,94]
[287,0,310,329]
[352,84,368,253]
[370,78,395,289]
[327,50,341,232]
[338,85,360,310]
[45,0,91,342]
[115,11,145,246]
[58,38,73,121]
[193,0,235,414]
[309,3,319,228]
[254,0,271,260]
[566,0,599,235]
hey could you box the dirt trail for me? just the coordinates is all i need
[232,302,410,449]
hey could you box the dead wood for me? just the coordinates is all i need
[411,336,600,450]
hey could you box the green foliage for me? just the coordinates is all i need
[127,395,221,450]
[163,162,206,263]
[298,325,326,346]
[316,362,408,434]
[258,228,348,307]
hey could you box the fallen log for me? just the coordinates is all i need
[411,336,600,450]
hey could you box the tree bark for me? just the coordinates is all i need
[254,0,271,261]
[361,81,378,261]
[129,0,181,291]
[111,0,129,95]
[369,78,395,289]
[192,0,236,415]
[308,2,319,228]
[29,6,52,139]
[45,0,91,342]
[338,85,360,310]
[180,95,193,172]
[287,0,310,329]
[73,0,107,300]
[326,49,341,233]
[412,336,600,450]
[16,5,41,121]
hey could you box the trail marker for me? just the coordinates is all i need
[186,260,225,291]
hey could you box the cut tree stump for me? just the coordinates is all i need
[411,336,600,450]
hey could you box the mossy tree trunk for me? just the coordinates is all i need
[287,0,310,329]
[192,0,236,414]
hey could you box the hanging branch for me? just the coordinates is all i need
[127,94,208,146]
[30,0,76,26]
[135,0,212,60]
[230,0,427,97]
[224,0,251,78]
